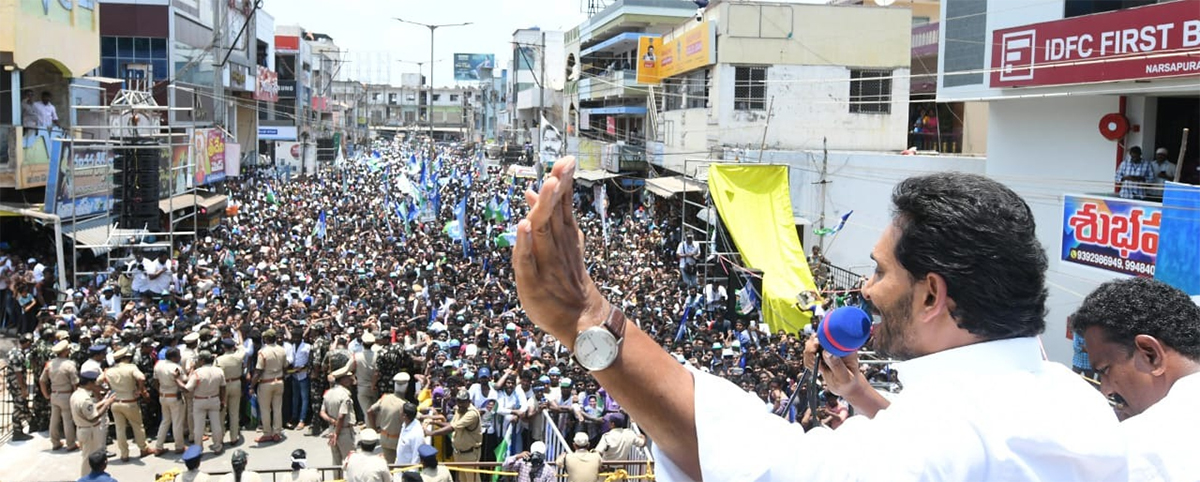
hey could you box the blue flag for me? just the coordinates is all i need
[315,210,327,239]
[455,195,469,257]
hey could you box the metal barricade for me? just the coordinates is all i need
[0,364,12,445]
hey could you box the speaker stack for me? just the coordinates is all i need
[113,138,162,232]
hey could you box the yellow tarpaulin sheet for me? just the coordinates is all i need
[708,164,818,333]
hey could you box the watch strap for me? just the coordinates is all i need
[604,306,627,342]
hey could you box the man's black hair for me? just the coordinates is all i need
[1071,277,1200,360]
[891,172,1047,339]
[88,450,107,472]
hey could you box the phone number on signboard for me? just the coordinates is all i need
[1072,249,1156,276]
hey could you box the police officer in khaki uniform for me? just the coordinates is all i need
[71,366,115,476]
[320,363,357,465]
[215,338,244,445]
[366,372,409,464]
[40,340,78,451]
[154,347,188,453]
[251,329,287,443]
[353,332,379,421]
[105,347,158,460]
[427,388,483,482]
[185,350,226,454]
[180,332,200,444]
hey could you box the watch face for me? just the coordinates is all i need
[574,327,619,371]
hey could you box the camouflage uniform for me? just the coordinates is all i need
[29,338,53,431]
[307,338,331,434]
[134,345,160,435]
[6,346,31,432]
[374,342,412,395]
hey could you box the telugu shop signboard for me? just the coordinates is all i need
[1061,194,1160,277]
[991,0,1200,88]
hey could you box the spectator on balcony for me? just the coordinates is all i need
[1116,146,1155,200]
[34,91,62,131]
[1148,147,1177,201]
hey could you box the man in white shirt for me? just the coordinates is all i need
[1071,277,1200,481]
[33,91,61,131]
[1147,147,1177,201]
[513,159,1129,482]
[395,402,424,466]
[675,234,699,288]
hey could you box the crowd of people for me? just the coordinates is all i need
[2,137,862,481]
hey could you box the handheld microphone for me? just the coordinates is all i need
[816,306,873,357]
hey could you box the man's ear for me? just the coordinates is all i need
[916,272,951,324]
[1133,334,1168,376]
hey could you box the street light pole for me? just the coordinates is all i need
[395,17,471,154]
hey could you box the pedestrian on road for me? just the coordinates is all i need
[173,445,208,482]
[77,450,118,482]
[286,449,323,482]
[322,363,357,465]
[71,365,116,477]
[215,449,261,482]
[343,428,391,482]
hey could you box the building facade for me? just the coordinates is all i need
[652,1,913,174]
[936,0,1200,362]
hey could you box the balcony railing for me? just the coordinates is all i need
[912,22,939,58]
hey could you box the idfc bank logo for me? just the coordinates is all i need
[999,30,1036,82]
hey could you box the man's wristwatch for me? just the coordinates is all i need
[572,306,627,372]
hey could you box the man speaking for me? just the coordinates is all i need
[512,158,1128,481]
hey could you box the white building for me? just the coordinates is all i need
[509,28,566,149]
[935,0,1200,362]
[654,1,913,174]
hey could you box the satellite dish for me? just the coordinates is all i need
[874,0,896,6]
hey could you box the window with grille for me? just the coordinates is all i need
[849,69,892,114]
[734,66,767,111]
[685,69,709,109]
[663,77,683,112]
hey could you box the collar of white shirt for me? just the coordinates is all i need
[893,336,1043,388]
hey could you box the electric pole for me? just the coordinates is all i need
[394,17,472,152]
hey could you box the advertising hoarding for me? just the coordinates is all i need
[43,142,114,218]
[991,0,1200,88]
[1061,194,1160,277]
[636,22,716,85]
[454,53,496,81]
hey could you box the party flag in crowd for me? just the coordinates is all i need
[737,281,759,315]
[813,210,853,236]
[455,195,470,257]
[314,210,327,239]
[494,227,517,248]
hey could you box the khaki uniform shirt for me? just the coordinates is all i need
[370,394,405,448]
[450,406,483,453]
[323,384,356,428]
[258,344,287,380]
[155,360,184,396]
[215,351,244,384]
[70,387,101,427]
[42,357,79,393]
[353,349,377,389]
[557,450,603,482]
[105,362,144,400]
[186,365,226,399]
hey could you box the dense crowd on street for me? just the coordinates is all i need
[0,137,866,481]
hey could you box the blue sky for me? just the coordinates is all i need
[262,0,588,86]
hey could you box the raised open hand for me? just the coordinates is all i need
[512,157,609,350]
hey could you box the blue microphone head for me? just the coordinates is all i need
[817,306,872,357]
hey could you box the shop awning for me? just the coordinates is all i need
[574,169,624,184]
[158,194,228,213]
[645,176,704,198]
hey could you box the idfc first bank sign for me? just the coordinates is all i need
[991,0,1200,88]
